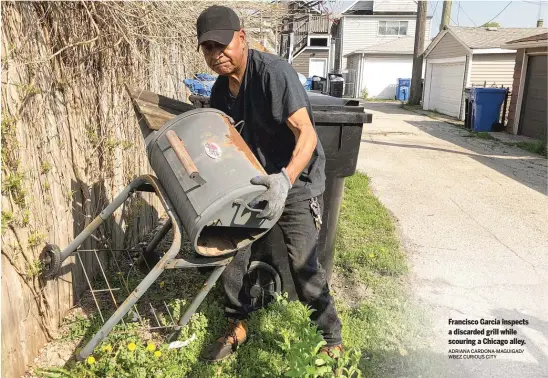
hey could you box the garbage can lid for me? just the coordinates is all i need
[307,92,372,124]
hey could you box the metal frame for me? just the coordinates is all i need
[42,175,235,360]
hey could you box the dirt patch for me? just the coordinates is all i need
[331,270,371,309]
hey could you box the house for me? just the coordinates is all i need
[503,32,547,139]
[332,0,432,98]
[422,26,547,120]
[278,1,333,78]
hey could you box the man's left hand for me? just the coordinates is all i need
[249,169,292,220]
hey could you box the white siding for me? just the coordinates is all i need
[373,0,418,13]
[291,49,330,77]
[427,33,468,59]
[470,54,516,89]
[341,16,431,69]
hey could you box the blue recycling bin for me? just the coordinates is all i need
[397,78,411,101]
[469,88,507,132]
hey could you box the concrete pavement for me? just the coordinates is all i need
[357,102,548,377]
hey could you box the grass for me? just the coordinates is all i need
[334,173,435,378]
[35,173,434,378]
[467,131,495,140]
[513,139,547,157]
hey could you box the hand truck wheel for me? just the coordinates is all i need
[247,261,282,311]
[40,244,62,279]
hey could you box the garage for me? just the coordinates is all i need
[426,61,466,118]
[344,37,416,99]
[519,55,547,139]
[362,56,413,99]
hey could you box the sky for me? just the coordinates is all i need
[328,1,548,39]
[427,0,548,38]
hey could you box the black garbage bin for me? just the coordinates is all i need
[309,92,372,284]
[328,73,344,98]
[311,75,327,93]
[250,92,372,296]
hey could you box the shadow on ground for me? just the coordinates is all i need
[362,118,547,195]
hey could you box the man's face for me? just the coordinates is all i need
[201,30,246,75]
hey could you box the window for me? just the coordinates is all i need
[310,37,328,47]
[378,21,408,36]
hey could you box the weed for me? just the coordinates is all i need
[28,231,45,248]
[360,87,368,100]
[2,210,15,232]
[2,170,27,207]
[1,113,17,136]
[469,131,495,140]
[26,259,43,277]
[120,140,134,150]
[22,83,41,97]
[41,161,52,174]
[514,139,547,157]
[44,181,51,190]
[22,209,31,227]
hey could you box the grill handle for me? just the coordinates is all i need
[166,130,205,185]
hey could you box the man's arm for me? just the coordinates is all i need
[284,107,317,184]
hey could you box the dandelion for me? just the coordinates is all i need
[87,356,96,365]
[154,351,162,358]
[369,253,375,258]
[102,344,112,353]
[128,342,136,351]
[159,281,165,288]
[146,343,156,352]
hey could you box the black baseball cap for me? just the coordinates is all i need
[196,6,241,51]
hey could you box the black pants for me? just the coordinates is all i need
[222,196,343,346]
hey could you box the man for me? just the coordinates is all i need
[196,5,343,362]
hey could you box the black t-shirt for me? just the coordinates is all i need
[210,49,326,204]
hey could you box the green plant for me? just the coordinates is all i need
[41,161,52,174]
[469,131,495,140]
[22,209,31,226]
[360,87,368,100]
[2,170,27,207]
[120,140,134,150]
[482,21,500,28]
[2,210,15,231]
[514,139,547,157]
[28,231,45,248]
[26,259,42,277]
[1,113,17,136]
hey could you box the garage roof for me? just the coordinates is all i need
[503,32,548,48]
[449,26,548,48]
[425,26,548,56]
[346,36,415,56]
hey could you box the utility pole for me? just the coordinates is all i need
[440,0,453,32]
[408,0,427,106]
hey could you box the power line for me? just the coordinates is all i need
[457,1,460,25]
[431,1,439,19]
[483,1,512,26]
[457,1,477,26]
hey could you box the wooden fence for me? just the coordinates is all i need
[0,3,201,377]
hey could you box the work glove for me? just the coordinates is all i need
[249,168,292,220]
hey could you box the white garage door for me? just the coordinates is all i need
[362,56,413,99]
[427,62,465,118]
